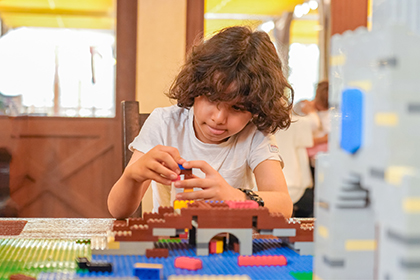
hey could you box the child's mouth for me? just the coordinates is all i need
[207,125,225,135]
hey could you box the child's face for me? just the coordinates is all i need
[193,95,252,144]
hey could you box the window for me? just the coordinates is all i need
[0,28,115,117]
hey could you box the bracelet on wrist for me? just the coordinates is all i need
[237,188,264,207]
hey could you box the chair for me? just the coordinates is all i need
[121,101,150,217]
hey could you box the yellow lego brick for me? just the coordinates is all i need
[403,198,420,213]
[385,166,415,186]
[313,274,323,280]
[107,236,120,249]
[318,172,324,184]
[318,225,329,239]
[348,80,372,91]
[216,239,224,254]
[135,263,163,269]
[330,54,346,66]
[345,240,376,251]
[174,200,193,210]
[375,112,398,126]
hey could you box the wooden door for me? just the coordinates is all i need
[0,0,203,218]
[0,0,137,218]
[0,117,121,217]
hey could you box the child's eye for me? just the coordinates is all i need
[232,105,246,112]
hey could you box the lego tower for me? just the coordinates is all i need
[313,0,420,279]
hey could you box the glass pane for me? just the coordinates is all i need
[0,27,115,117]
[288,43,320,103]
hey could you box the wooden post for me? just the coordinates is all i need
[186,0,204,54]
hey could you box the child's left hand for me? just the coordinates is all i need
[173,160,246,201]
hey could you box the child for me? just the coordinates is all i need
[298,80,330,159]
[108,26,294,219]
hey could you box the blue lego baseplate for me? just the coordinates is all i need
[37,239,312,280]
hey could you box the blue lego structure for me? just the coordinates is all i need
[36,239,312,280]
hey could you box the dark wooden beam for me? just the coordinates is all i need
[186,0,204,54]
[116,0,138,106]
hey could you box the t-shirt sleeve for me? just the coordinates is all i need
[248,131,284,171]
[128,108,165,154]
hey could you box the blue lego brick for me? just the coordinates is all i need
[340,88,364,154]
[134,263,163,280]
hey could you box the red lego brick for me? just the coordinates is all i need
[178,229,188,239]
[158,206,174,215]
[127,218,147,227]
[143,212,164,220]
[288,221,314,242]
[112,223,131,232]
[146,248,169,258]
[0,220,27,236]
[147,214,191,229]
[114,224,158,242]
[225,200,259,209]
[256,211,291,229]
[237,255,287,266]
[9,274,36,280]
[174,256,203,271]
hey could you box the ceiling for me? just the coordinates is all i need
[0,0,318,43]
[0,0,114,30]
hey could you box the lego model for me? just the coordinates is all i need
[92,200,314,257]
[313,0,420,279]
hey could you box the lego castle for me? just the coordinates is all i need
[313,0,420,279]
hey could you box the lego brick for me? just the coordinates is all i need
[0,220,27,235]
[209,238,224,254]
[87,261,113,273]
[148,213,192,229]
[225,200,259,209]
[133,263,163,280]
[174,256,203,270]
[9,274,36,280]
[146,248,169,258]
[237,255,287,266]
[76,257,90,269]
[272,228,296,237]
[153,228,177,236]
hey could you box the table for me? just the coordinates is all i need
[0,218,313,280]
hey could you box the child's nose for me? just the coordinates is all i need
[212,105,228,124]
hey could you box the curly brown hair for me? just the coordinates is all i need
[167,26,294,134]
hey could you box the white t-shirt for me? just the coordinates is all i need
[306,110,331,138]
[129,105,283,212]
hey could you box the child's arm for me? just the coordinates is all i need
[174,160,293,218]
[107,146,184,218]
[252,159,293,218]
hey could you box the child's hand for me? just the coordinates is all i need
[124,145,185,186]
[173,161,246,201]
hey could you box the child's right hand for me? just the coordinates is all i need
[124,145,185,186]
